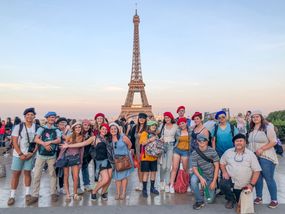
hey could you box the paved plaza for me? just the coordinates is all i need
[0,152,284,213]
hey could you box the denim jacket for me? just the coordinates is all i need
[174,127,192,148]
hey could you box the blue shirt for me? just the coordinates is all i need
[211,122,238,157]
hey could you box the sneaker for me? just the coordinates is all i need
[51,194,58,202]
[169,185,175,194]
[73,194,82,201]
[84,185,92,192]
[187,186,191,192]
[135,183,142,191]
[150,187,159,195]
[58,188,66,195]
[77,188,84,195]
[7,197,15,206]
[225,200,235,209]
[27,196,38,205]
[101,192,108,201]
[25,194,32,204]
[91,193,97,201]
[165,185,170,193]
[268,201,278,209]
[193,201,205,210]
[160,181,165,191]
[254,197,262,204]
[142,189,148,198]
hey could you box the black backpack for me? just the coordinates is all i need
[38,128,59,156]
[18,122,40,138]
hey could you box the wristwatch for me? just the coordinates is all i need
[18,152,24,156]
[250,183,255,187]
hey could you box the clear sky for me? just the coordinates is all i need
[0,0,285,119]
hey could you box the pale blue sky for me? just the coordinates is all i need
[0,0,285,119]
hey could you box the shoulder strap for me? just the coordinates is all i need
[23,123,31,144]
[18,122,24,138]
[195,147,213,163]
[230,124,235,137]
[214,124,218,139]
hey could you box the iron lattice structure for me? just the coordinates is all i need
[119,10,153,119]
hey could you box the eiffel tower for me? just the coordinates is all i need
[119,10,153,119]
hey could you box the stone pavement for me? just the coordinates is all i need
[0,152,284,212]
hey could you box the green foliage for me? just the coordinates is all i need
[229,120,237,127]
[267,110,285,142]
[267,110,285,122]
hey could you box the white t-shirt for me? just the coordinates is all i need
[160,124,178,143]
[12,123,36,157]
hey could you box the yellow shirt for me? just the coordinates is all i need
[177,135,190,151]
[139,131,157,161]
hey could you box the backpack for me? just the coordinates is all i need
[213,123,235,145]
[145,134,165,157]
[38,128,59,156]
[174,167,189,193]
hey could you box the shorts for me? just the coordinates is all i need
[141,160,157,172]
[11,156,34,171]
[173,147,189,157]
[99,161,112,171]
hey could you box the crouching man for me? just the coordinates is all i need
[191,134,220,210]
[220,133,261,209]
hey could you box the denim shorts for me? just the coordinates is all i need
[173,147,189,157]
[11,156,34,171]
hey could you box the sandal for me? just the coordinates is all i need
[120,193,126,200]
[65,195,71,203]
[73,194,82,201]
[115,194,120,200]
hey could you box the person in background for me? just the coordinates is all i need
[204,114,216,132]
[236,113,247,135]
[220,134,261,209]
[247,110,279,208]
[6,117,13,130]
[0,120,5,147]
[13,117,22,127]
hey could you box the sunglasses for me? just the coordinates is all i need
[218,116,226,119]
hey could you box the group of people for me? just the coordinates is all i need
[1,106,280,210]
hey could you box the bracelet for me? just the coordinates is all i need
[250,183,255,187]
[18,152,23,156]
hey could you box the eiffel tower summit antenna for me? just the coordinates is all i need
[119,9,153,120]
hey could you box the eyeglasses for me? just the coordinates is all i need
[234,153,244,162]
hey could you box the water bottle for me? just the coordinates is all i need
[198,168,211,202]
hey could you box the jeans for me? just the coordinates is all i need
[81,157,91,186]
[256,157,277,201]
[220,178,242,203]
[191,174,215,203]
[160,142,174,184]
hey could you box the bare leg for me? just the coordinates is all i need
[64,167,70,197]
[170,154,181,186]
